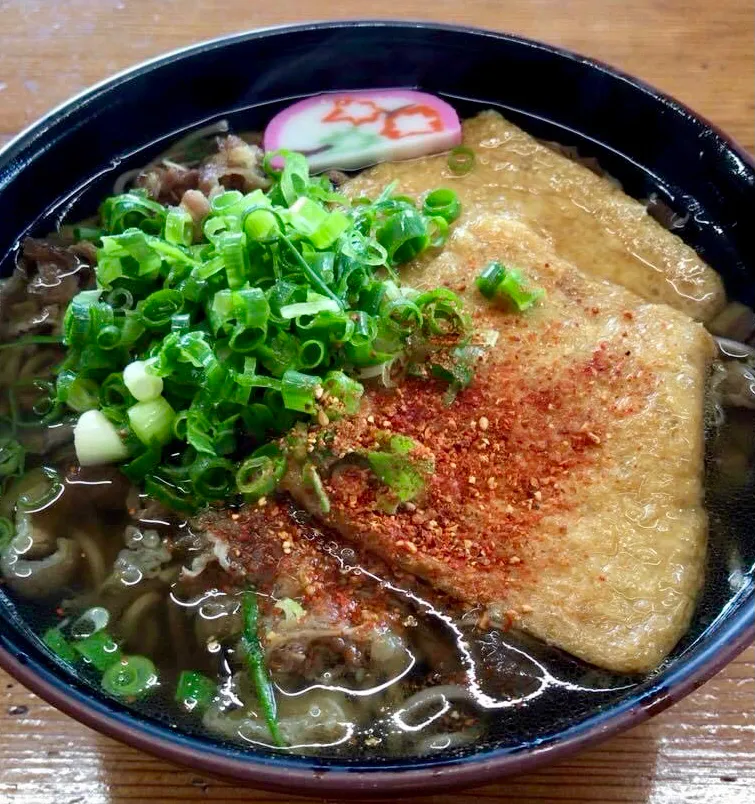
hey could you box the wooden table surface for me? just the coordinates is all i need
[0,1,753,802]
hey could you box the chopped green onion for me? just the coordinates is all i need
[102,655,158,698]
[367,435,434,512]
[288,196,328,236]
[218,231,249,290]
[302,463,330,514]
[164,207,194,247]
[475,261,544,311]
[74,630,122,671]
[211,190,244,213]
[143,473,197,513]
[96,324,122,350]
[321,370,363,418]
[386,433,416,455]
[279,294,340,320]
[209,287,269,352]
[58,373,100,413]
[427,216,450,248]
[475,261,506,299]
[105,287,134,311]
[0,439,25,478]
[264,149,310,207]
[310,210,351,249]
[280,235,343,308]
[73,225,104,244]
[45,138,473,511]
[0,335,64,350]
[43,627,78,664]
[171,312,191,331]
[273,598,306,623]
[188,455,235,500]
[100,191,167,235]
[17,467,64,512]
[376,209,429,265]
[70,607,110,640]
[341,229,388,268]
[176,670,216,713]
[74,410,130,466]
[430,342,485,405]
[414,288,470,336]
[236,453,286,499]
[63,290,103,347]
[297,339,326,370]
[447,146,475,175]
[121,446,161,483]
[243,207,280,242]
[127,397,176,446]
[422,188,461,223]
[281,369,321,414]
[383,295,422,335]
[123,360,164,402]
[140,289,184,329]
[103,230,163,278]
[100,373,135,408]
[0,517,14,550]
[241,589,284,746]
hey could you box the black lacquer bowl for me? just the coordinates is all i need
[0,21,753,796]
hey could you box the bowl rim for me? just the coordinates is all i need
[0,18,753,796]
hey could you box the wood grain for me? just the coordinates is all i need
[0,1,753,802]
[1,650,753,803]
[0,0,752,151]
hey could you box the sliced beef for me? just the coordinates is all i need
[134,135,269,207]
[0,239,94,339]
[198,135,271,196]
[195,501,410,681]
[134,162,201,206]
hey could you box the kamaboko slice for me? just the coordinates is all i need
[264,90,461,172]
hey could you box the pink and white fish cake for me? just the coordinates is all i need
[263,90,462,172]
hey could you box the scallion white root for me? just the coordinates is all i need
[123,359,164,402]
[74,410,129,466]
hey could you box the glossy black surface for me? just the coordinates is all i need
[0,20,753,787]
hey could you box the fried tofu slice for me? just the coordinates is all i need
[285,214,714,674]
[344,110,725,322]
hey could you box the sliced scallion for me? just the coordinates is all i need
[0,516,14,550]
[447,146,475,175]
[422,188,461,223]
[74,410,130,466]
[102,655,158,698]
[188,455,235,500]
[0,439,25,478]
[46,136,473,509]
[164,207,194,247]
[281,369,321,414]
[241,589,284,746]
[127,397,176,447]
[176,670,216,712]
[74,630,122,671]
[475,260,544,311]
[43,627,78,664]
[377,208,429,265]
[123,360,163,402]
[236,453,286,499]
